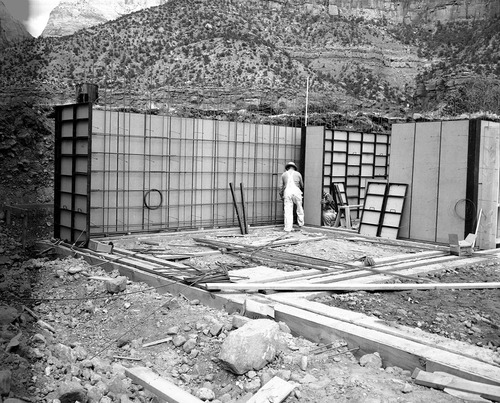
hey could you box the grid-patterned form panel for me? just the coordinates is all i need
[323,130,390,218]
[89,109,301,235]
[54,103,92,245]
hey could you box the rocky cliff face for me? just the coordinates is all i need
[0,1,31,50]
[42,0,166,37]
[327,0,500,25]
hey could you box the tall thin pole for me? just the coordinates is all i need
[305,76,310,127]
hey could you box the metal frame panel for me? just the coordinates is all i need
[54,103,92,246]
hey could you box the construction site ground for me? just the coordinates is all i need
[1,223,500,402]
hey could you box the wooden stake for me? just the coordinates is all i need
[203,281,500,292]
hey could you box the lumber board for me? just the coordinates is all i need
[113,247,189,269]
[203,281,500,292]
[348,250,446,266]
[125,366,203,403]
[247,376,295,403]
[436,121,469,243]
[412,368,500,401]
[410,122,442,242]
[290,255,488,286]
[274,304,500,386]
[267,294,500,367]
[388,123,415,239]
[477,124,500,249]
[331,256,489,285]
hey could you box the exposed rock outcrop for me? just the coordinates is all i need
[328,0,499,25]
[42,0,167,37]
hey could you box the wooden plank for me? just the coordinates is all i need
[477,123,500,249]
[410,122,442,242]
[203,281,500,292]
[412,368,500,402]
[125,366,203,403]
[267,294,500,368]
[436,121,469,243]
[113,247,189,269]
[388,123,415,239]
[247,376,295,403]
[274,304,500,386]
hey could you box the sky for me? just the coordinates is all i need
[3,0,60,37]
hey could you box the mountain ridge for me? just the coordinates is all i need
[1,0,499,122]
[0,0,32,50]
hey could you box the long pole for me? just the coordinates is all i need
[305,76,310,127]
[229,183,245,235]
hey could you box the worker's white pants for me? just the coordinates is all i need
[284,194,304,232]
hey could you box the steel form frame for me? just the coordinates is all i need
[54,103,301,241]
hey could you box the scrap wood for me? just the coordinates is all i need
[142,337,173,348]
[202,281,500,292]
[246,376,296,403]
[125,366,203,403]
[412,368,500,402]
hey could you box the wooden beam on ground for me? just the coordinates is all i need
[247,376,295,403]
[125,367,203,403]
[301,225,450,251]
[412,368,500,402]
[203,282,500,292]
[274,304,500,386]
[113,247,189,269]
[267,294,499,368]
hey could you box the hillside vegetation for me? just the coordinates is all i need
[1,0,499,118]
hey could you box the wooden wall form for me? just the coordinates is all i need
[389,119,500,249]
[55,104,302,240]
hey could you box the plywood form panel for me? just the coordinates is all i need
[435,120,469,243]
[388,123,416,239]
[86,110,300,234]
[303,126,325,226]
[410,122,442,242]
[477,122,500,249]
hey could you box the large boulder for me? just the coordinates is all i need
[219,319,282,375]
[105,276,127,293]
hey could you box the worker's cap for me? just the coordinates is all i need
[285,161,297,170]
